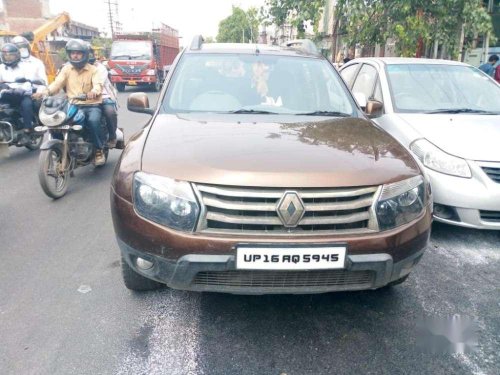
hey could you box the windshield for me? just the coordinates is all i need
[162,54,355,115]
[386,64,500,114]
[110,41,152,60]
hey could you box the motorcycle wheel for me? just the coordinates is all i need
[38,148,69,199]
[25,133,43,151]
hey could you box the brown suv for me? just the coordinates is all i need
[111,37,432,294]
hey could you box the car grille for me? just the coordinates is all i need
[194,184,380,235]
[482,167,500,183]
[480,210,500,222]
[115,63,148,75]
[193,270,375,289]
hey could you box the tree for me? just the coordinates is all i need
[334,0,494,58]
[217,6,260,43]
[262,0,324,36]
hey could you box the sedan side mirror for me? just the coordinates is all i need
[353,92,367,109]
[366,100,384,118]
[127,92,154,115]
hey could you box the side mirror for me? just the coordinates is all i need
[353,92,367,109]
[127,92,154,115]
[366,100,384,118]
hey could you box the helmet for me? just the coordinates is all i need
[12,36,31,59]
[65,39,89,69]
[87,44,96,65]
[1,43,21,67]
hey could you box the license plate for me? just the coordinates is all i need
[236,245,346,270]
[127,80,137,85]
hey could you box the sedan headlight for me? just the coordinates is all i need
[410,139,471,178]
[39,110,67,127]
[376,176,426,231]
[133,172,200,232]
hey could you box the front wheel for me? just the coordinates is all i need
[116,83,125,92]
[38,148,70,199]
[151,77,161,92]
[121,256,164,291]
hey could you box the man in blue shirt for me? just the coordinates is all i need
[479,55,499,77]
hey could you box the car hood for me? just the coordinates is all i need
[396,113,500,161]
[141,114,420,188]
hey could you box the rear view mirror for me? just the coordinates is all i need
[366,100,384,118]
[127,92,154,115]
[353,92,367,109]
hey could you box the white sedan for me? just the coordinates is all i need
[340,58,500,229]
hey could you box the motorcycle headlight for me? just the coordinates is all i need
[133,172,200,232]
[376,176,426,231]
[410,139,471,178]
[39,110,67,127]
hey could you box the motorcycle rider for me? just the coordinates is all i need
[34,39,106,165]
[12,35,48,87]
[0,43,37,136]
[88,46,118,148]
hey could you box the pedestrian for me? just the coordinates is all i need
[478,54,499,77]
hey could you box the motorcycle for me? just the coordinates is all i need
[0,79,45,156]
[36,94,124,199]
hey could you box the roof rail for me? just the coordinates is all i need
[190,35,204,50]
[282,39,319,55]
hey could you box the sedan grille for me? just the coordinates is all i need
[194,184,380,235]
[480,210,500,223]
[482,167,500,183]
[193,270,375,289]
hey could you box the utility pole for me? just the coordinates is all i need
[105,0,120,37]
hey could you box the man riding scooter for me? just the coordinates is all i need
[34,39,106,165]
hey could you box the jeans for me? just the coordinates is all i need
[0,94,34,129]
[79,106,103,150]
[102,98,117,140]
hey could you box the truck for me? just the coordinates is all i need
[108,23,180,92]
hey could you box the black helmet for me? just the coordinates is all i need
[12,36,31,59]
[65,39,89,69]
[87,43,96,65]
[1,43,21,67]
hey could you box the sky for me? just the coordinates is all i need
[49,0,266,46]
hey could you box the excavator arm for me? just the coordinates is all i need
[30,12,71,83]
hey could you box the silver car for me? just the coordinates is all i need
[340,58,500,229]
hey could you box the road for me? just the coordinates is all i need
[1,90,499,375]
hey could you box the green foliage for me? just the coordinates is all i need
[91,36,113,58]
[217,6,260,43]
[262,0,324,36]
[335,0,494,57]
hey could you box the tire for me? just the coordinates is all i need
[25,133,43,151]
[38,148,69,199]
[116,83,125,92]
[386,274,409,287]
[121,256,164,291]
[151,76,161,92]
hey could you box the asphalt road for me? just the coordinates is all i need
[1,90,499,375]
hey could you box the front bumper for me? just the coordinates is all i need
[428,161,500,229]
[119,238,426,294]
[110,75,157,85]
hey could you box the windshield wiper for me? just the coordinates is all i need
[228,109,279,114]
[425,108,497,114]
[296,110,351,117]
[111,55,131,59]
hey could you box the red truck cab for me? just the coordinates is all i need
[108,24,179,92]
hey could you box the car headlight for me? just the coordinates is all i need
[39,110,67,127]
[410,139,471,178]
[376,176,426,231]
[133,172,200,232]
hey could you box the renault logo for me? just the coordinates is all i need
[276,191,305,227]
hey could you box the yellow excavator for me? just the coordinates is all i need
[30,12,71,83]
